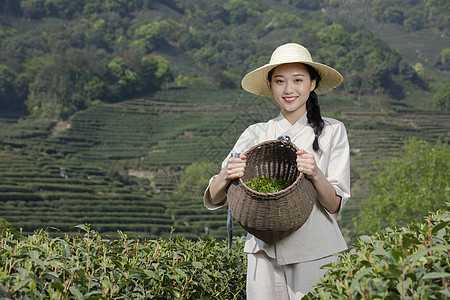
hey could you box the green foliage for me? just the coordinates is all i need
[367,0,448,34]
[0,218,10,230]
[0,87,448,241]
[439,48,450,70]
[174,161,218,198]
[302,22,411,97]
[0,63,16,107]
[306,208,450,299]
[289,0,326,10]
[2,0,439,119]
[433,82,450,110]
[354,138,450,234]
[0,91,252,239]
[25,52,106,119]
[244,175,291,193]
[0,225,247,299]
[21,50,173,119]
[1,210,448,299]
[132,22,163,53]
[223,0,266,24]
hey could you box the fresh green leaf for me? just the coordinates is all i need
[423,272,450,279]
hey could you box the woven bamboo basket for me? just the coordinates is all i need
[227,137,316,244]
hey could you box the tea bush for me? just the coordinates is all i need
[306,208,450,299]
[0,225,247,299]
[1,209,449,299]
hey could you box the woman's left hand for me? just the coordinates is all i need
[297,149,342,214]
[296,149,319,179]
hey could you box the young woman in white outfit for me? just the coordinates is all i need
[203,43,351,299]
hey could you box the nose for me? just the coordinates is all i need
[284,81,294,94]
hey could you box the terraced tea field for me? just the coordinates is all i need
[0,88,448,241]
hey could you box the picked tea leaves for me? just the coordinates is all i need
[244,175,291,193]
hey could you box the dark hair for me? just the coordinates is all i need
[268,63,324,152]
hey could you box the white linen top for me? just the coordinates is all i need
[204,112,351,265]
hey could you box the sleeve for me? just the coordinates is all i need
[203,175,224,210]
[203,125,261,210]
[326,121,351,219]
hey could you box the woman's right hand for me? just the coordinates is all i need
[207,154,246,206]
[223,154,246,180]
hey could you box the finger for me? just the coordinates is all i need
[227,168,245,179]
[297,166,312,176]
[228,159,246,169]
[296,149,307,156]
[229,155,246,162]
[226,160,246,179]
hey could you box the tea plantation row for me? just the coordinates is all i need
[0,87,449,241]
[1,208,448,299]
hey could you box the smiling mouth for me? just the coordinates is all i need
[284,96,297,103]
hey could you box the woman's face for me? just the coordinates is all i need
[270,63,316,123]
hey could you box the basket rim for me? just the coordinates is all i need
[238,138,303,197]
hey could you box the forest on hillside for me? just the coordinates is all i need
[0,0,449,120]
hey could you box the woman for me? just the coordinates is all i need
[203,43,350,299]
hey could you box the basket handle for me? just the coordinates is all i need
[230,152,240,158]
[227,152,240,250]
[277,135,291,145]
[225,152,240,195]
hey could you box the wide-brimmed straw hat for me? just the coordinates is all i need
[241,43,343,97]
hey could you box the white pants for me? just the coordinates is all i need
[246,251,338,300]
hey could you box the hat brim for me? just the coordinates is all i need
[241,61,343,97]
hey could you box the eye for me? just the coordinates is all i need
[275,79,285,84]
[294,78,303,83]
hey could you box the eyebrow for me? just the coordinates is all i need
[273,73,307,78]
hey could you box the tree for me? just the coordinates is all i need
[439,48,450,70]
[104,0,128,16]
[151,56,173,87]
[139,55,173,91]
[133,22,164,53]
[107,57,141,98]
[433,82,450,110]
[0,63,16,105]
[290,0,324,10]
[354,138,449,234]
[193,46,218,68]
[26,52,106,119]
[0,63,26,112]
[15,56,53,100]
[403,8,425,31]
[380,6,404,24]
[223,0,265,24]
[107,54,173,100]
[20,0,46,19]
[317,24,351,47]
[0,0,21,16]
[173,161,218,199]
[43,0,85,18]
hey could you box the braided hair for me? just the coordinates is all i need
[268,63,324,152]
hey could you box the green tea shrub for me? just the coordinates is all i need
[306,208,450,299]
[1,209,449,299]
[244,175,291,193]
[0,225,247,299]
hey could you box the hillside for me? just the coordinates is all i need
[326,0,450,110]
[1,0,449,120]
[1,88,448,241]
[0,0,449,242]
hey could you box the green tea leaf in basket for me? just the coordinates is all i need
[244,175,291,193]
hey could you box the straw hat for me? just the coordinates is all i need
[241,43,343,97]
